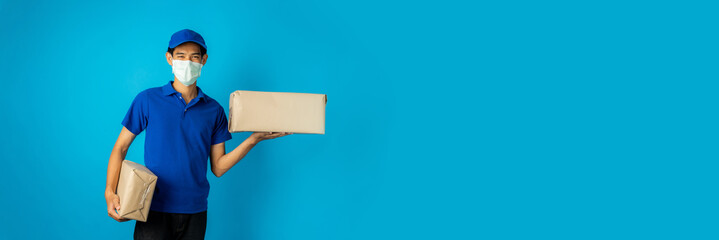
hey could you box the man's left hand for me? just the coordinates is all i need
[249,132,292,144]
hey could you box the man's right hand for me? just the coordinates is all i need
[105,191,129,222]
[106,127,136,222]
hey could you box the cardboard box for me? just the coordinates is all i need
[116,160,157,222]
[229,90,327,134]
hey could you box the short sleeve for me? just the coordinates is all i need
[211,106,233,145]
[121,91,149,135]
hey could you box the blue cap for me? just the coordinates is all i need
[168,29,207,51]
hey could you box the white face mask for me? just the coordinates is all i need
[171,58,203,86]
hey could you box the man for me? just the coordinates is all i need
[104,29,291,239]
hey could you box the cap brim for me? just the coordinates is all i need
[169,40,207,51]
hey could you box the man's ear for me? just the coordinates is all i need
[201,54,208,65]
[166,52,173,66]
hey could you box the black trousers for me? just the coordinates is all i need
[134,210,207,240]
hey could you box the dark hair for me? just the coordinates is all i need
[167,42,207,56]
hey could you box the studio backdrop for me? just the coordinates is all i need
[0,0,717,239]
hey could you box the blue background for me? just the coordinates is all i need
[0,0,717,239]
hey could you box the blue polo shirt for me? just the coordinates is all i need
[121,81,232,213]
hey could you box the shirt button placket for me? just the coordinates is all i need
[178,95,187,118]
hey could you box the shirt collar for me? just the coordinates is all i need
[162,81,206,102]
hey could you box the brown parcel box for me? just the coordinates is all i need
[229,90,327,134]
[116,160,157,222]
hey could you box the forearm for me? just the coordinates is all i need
[105,148,128,195]
[213,137,258,177]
